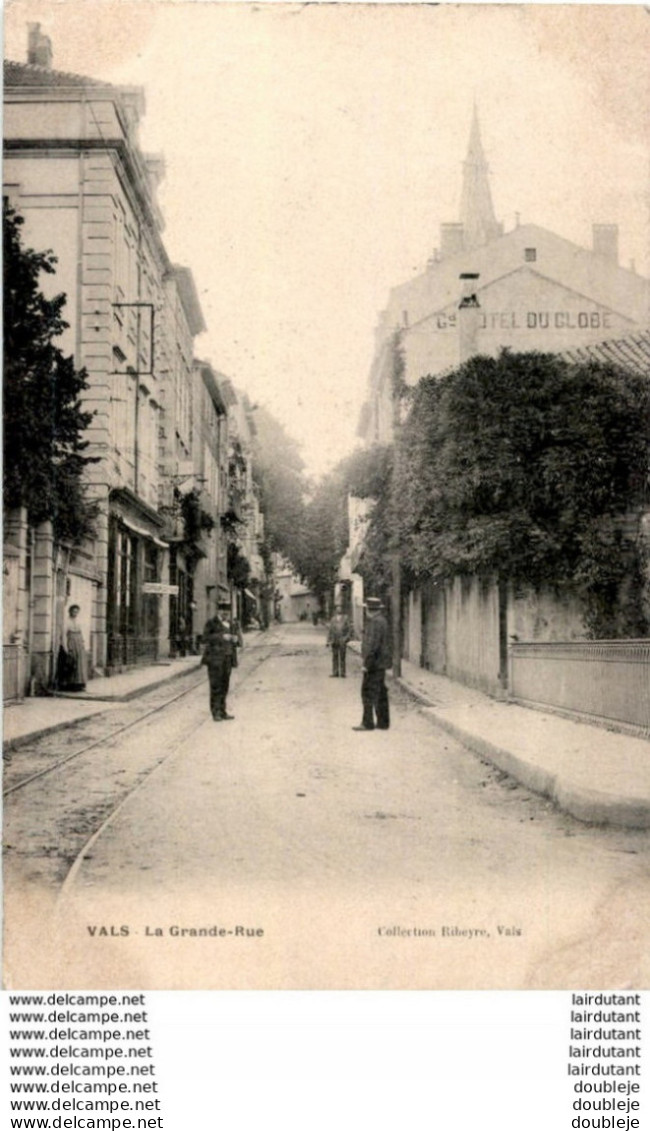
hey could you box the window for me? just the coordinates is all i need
[524,247,537,262]
[144,541,159,583]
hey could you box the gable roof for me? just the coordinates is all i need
[380,223,650,340]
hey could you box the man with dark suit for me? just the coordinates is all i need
[353,596,391,731]
[327,604,352,677]
[201,599,236,721]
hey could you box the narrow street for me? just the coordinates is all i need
[4,624,650,990]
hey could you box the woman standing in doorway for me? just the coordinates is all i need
[64,604,87,691]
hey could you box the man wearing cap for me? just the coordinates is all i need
[353,597,391,731]
[326,603,351,677]
[201,599,236,721]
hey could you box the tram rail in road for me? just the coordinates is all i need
[3,667,207,797]
[3,638,279,899]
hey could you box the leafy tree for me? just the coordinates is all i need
[249,402,307,566]
[288,445,396,606]
[294,469,349,606]
[258,538,274,579]
[394,349,650,636]
[340,443,394,595]
[3,201,97,544]
[389,326,409,403]
[341,443,393,500]
[178,487,214,569]
[329,331,408,599]
[227,541,250,589]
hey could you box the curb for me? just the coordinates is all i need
[4,708,110,753]
[72,660,202,703]
[393,674,437,708]
[552,781,650,831]
[3,662,203,753]
[400,677,650,831]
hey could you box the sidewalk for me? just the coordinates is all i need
[3,655,202,750]
[393,654,650,831]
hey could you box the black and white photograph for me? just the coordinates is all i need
[3,1,650,991]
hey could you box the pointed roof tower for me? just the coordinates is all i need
[459,104,502,249]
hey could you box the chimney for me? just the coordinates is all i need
[592,224,619,265]
[27,23,53,69]
[458,272,480,363]
[440,223,465,259]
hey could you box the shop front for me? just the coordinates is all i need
[106,490,168,671]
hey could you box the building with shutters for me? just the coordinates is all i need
[3,26,216,691]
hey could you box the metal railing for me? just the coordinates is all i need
[509,639,650,732]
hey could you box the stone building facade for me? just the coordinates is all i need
[190,360,230,637]
[3,29,220,690]
[218,379,266,624]
[361,107,650,447]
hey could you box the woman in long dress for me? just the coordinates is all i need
[64,604,87,690]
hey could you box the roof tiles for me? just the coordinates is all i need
[4,58,109,89]
[564,331,650,377]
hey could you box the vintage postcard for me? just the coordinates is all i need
[3,1,650,990]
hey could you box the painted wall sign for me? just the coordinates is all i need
[428,310,614,332]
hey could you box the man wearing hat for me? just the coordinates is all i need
[326,603,352,678]
[353,596,391,731]
[201,598,236,721]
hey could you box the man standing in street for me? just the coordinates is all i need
[353,596,391,731]
[201,598,236,721]
[326,603,351,678]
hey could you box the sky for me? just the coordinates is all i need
[5,2,650,476]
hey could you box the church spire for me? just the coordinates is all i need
[459,104,501,249]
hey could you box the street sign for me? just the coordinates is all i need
[142,583,179,595]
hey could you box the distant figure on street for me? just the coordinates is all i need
[353,597,391,731]
[327,604,351,678]
[60,604,87,691]
[201,599,236,721]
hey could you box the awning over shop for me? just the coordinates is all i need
[115,513,168,549]
[109,487,167,548]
